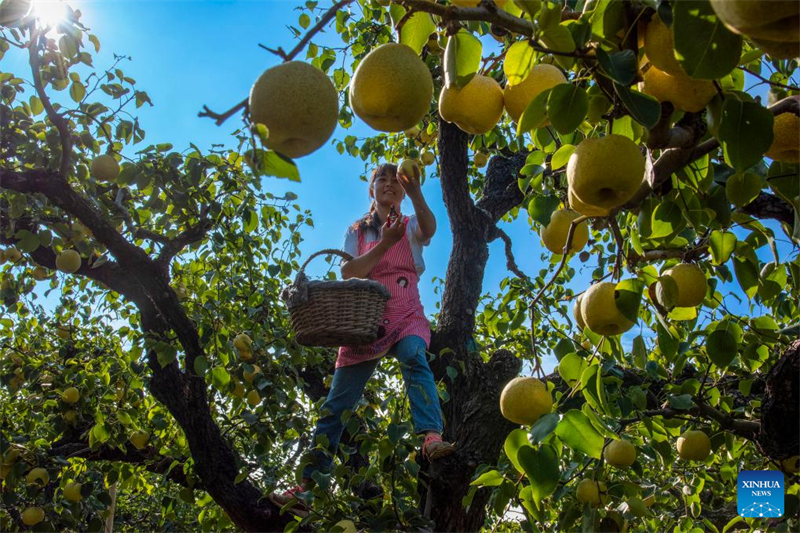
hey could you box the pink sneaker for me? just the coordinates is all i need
[268,485,310,518]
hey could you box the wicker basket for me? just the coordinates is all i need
[281,249,391,347]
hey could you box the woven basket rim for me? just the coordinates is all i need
[303,278,390,297]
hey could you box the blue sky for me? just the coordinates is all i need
[7,1,796,373]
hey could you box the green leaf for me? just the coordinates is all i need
[614,83,660,129]
[656,274,679,309]
[555,410,603,459]
[70,80,85,103]
[718,99,774,171]
[733,254,759,300]
[444,30,482,89]
[709,230,737,265]
[116,411,133,425]
[517,88,553,135]
[504,429,530,474]
[193,356,209,377]
[706,325,739,368]
[558,353,589,386]
[551,144,575,170]
[91,424,110,444]
[400,12,436,55]
[518,444,560,503]
[580,363,608,413]
[298,13,310,29]
[673,0,742,80]
[615,278,645,324]
[539,25,575,69]
[668,394,693,410]
[504,40,537,87]
[527,194,561,226]
[470,469,506,487]
[211,366,231,390]
[650,199,684,240]
[14,230,40,253]
[595,48,636,85]
[726,172,763,207]
[548,84,589,135]
[262,151,300,181]
[30,96,43,115]
[529,413,560,444]
[156,343,178,369]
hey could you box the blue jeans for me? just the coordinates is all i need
[301,335,443,480]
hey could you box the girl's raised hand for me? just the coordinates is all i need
[397,168,422,199]
[379,217,405,247]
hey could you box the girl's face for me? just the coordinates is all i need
[372,170,404,207]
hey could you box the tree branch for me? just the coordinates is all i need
[199,0,356,126]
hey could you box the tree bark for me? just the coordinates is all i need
[758,340,799,461]
[416,120,528,532]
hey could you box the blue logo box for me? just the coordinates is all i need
[737,470,784,518]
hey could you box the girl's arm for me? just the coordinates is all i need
[341,240,391,279]
[410,193,436,242]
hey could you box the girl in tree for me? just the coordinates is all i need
[270,163,455,514]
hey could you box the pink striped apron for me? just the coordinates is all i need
[336,215,431,368]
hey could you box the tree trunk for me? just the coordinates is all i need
[417,120,528,531]
[758,340,799,461]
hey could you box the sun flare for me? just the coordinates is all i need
[32,0,67,28]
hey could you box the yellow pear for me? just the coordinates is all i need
[499,376,552,425]
[420,151,435,166]
[576,478,608,506]
[567,135,644,210]
[64,481,83,502]
[749,37,800,60]
[32,266,51,281]
[21,506,44,526]
[781,456,799,473]
[334,519,358,533]
[246,389,261,407]
[662,263,707,307]
[644,15,684,76]
[26,467,49,487]
[439,74,504,135]
[234,333,253,352]
[64,410,78,423]
[404,125,421,138]
[56,249,82,273]
[4,247,21,263]
[573,294,586,331]
[540,209,589,255]
[503,64,567,123]
[568,189,610,217]
[91,154,120,181]
[129,430,150,450]
[232,379,246,399]
[474,152,488,167]
[604,439,636,468]
[677,430,711,461]
[243,364,262,383]
[709,0,799,43]
[398,159,421,180]
[766,113,800,163]
[349,43,434,132]
[580,282,636,336]
[249,61,339,158]
[61,387,80,404]
[639,66,716,113]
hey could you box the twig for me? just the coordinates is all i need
[28,30,72,176]
[199,0,355,126]
[739,66,800,92]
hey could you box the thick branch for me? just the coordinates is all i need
[739,191,794,226]
[475,151,527,222]
[48,441,192,488]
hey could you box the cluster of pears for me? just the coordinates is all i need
[232,333,265,408]
[573,262,707,337]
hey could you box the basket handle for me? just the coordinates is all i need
[297,248,354,277]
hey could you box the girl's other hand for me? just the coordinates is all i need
[380,217,405,248]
